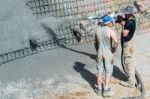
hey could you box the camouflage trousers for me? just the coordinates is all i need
[123,41,136,85]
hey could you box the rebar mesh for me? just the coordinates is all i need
[25,0,150,42]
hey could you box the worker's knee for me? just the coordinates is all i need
[105,62,113,75]
[96,61,104,74]
[105,66,113,75]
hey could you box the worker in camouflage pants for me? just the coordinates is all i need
[119,5,137,87]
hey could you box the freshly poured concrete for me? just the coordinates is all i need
[0,0,57,54]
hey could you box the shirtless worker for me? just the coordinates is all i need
[94,16,119,97]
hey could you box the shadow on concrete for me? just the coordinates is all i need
[73,62,127,91]
[113,65,128,81]
[73,62,96,90]
[40,23,57,41]
[61,45,96,60]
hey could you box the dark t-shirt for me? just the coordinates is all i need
[123,17,136,42]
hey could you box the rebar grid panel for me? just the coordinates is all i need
[26,0,150,36]
[25,0,150,21]
[26,0,126,18]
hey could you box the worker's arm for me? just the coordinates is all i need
[94,33,99,52]
[110,31,119,53]
[123,18,136,37]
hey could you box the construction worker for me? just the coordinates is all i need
[119,5,137,88]
[94,16,118,97]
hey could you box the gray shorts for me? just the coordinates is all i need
[96,53,113,75]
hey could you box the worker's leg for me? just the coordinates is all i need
[95,56,104,95]
[96,60,104,88]
[120,42,136,87]
[104,53,113,89]
[103,53,114,97]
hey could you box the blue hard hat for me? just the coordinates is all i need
[103,16,113,24]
